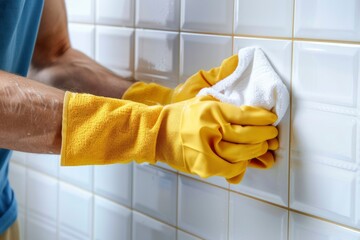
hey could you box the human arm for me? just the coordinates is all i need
[0,70,63,153]
[29,0,133,98]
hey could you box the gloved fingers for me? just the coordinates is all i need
[221,124,278,144]
[248,151,275,169]
[227,171,246,184]
[214,103,278,126]
[235,106,278,125]
[215,141,268,163]
[225,160,249,184]
[195,96,277,125]
[268,138,279,151]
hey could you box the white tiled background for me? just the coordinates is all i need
[9,0,360,239]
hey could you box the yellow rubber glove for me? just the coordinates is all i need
[122,54,278,170]
[122,54,238,105]
[61,92,278,184]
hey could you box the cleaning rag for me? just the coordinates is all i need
[197,47,289,126]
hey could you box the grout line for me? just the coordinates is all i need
[24,164,28,239]
[288,0,297,238]
[290,209,360,232]
[91,166,95,240]
[227,187,231,240]
[176,3,182,238]
[130,163,135,240]
[69,20,360,46]
[176,173,180,240]
[56,164,60,240]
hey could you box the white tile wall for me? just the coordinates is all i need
[65,0,95,23]
[133,164,177,226]
[9,0,360,239]
[135,29,180,87]
[294,0,360,42]
[26,153,59,177]
[68,24,95,59]
[94,196,132,240]
[234,0,293,37]
[59,183,93,239]
[178,176,229,240]
[229,192,288,240]
[133,211,176,240]
[181,0,233,34]
[136,0,180,31]
[290,212,360,240]
[180,33,232,81]
[94,164,133,207]
[60,165,93,191]
[96,0,134,27]
[96,26,134,78]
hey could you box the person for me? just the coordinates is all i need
[0,0,278,238]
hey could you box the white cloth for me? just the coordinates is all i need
[197,47,289,126]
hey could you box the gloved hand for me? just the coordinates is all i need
[123,54,279,170]
[122,54,238,105]
[61,92,278,184]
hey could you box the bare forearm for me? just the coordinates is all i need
[29,0,132,98]
[0,71,64,153]
[30,48,133,98]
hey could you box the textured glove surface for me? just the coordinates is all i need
[61,93,277,183]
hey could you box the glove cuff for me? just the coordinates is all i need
[122,82,174,105]
[61,92,163,166]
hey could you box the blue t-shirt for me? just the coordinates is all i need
[0,0,44,233]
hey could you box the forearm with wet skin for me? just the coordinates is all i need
[0,71,64,154]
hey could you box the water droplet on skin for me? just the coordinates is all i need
[27,132,31,136]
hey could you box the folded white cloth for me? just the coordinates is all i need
[197,47,289,126]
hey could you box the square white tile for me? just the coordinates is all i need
[27,170,58,221]
[94,196,132,240]
[180,172,229,189]
[8,163,26,207]
[94,163,133,207]
[135,29,179,87]
[60,165,93,191]
[10,151,27,165]
[132,211,176,240]
[133,164,177,225]
[232,37,291,206]
[26,153,59,177]
[291,107,357,164]
[293,42,360,108]
[136,0,180,30]
[26,217,57,240]
[290,159,357,227]
[96,0,134,26]
[290,212,360,240]
[181,0,233,34]
[65,0,94,23]
[95,26,134,78]
[59,183,93,239]
[178,176,228,240]
[180,33,232,82]
[68,23,95,59]
[294,0,360,41]
[234,0,293,37]
[229,192,288,240]
[177,230,202,240]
